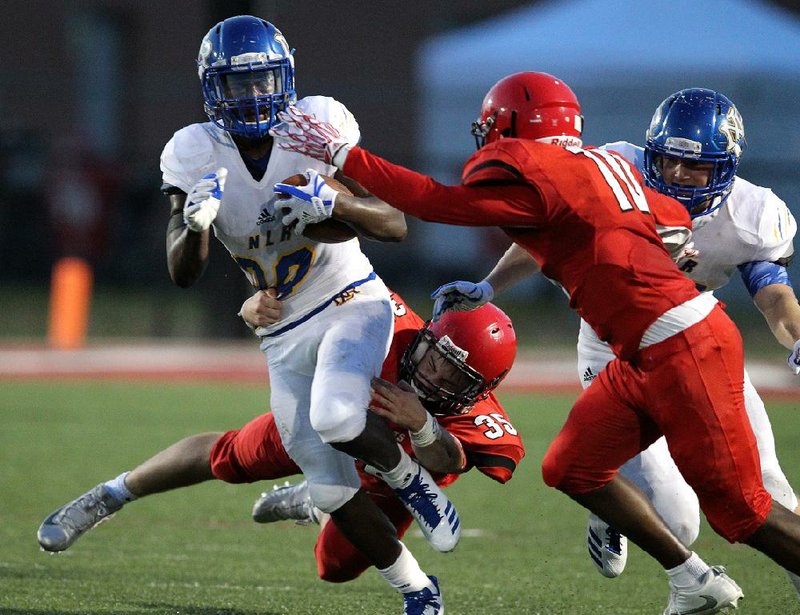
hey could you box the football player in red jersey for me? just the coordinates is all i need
[35,291,523,585]
[272,71,800,612]
[244,293,523,582]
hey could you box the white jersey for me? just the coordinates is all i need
[603,141,796,292]
[161,96,374,335]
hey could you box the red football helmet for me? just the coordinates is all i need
[400,303,517,415]
[471,71,583,149]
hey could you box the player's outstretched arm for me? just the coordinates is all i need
[369,378,465,474]
[484,243,542,294]
[331,172,407,242]
[431,243,541,320]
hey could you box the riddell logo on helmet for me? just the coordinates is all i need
[537,136,583,147]
[436,335,469,362]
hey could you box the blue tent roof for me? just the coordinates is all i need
[420,0,800,89]
[410,0,800,292]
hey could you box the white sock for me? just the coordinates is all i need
[666,552,710,589]
[379,448,418,489]
[102,471,137,505]
[377,543,431,593]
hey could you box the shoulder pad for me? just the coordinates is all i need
[729,178,796,259]
[160,123,218,193]
[599,141,644,170]
[461,140,528,186]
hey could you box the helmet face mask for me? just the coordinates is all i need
[399,304,517,416]
[643,88,745,218]
[471,71,583,150]
[198,15,296,140]
[401,330,486,415]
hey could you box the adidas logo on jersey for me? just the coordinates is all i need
[582,367,597,383]
[257,208,275,225]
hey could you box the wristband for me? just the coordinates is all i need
[410,412,440,447]
[331,144,352,169]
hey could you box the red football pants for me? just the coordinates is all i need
[542,305,772,542]
[209,412,413,582]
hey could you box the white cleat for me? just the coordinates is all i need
[392,463,460,553]
[664,565,743,615]
[587,513,628,578]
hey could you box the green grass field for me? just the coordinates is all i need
[1,381,798,614]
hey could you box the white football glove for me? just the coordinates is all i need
[183,167,227,232]
[270,106,355,168]
[274,169,339,235]
[430,280,494,321]
[787,339,800,375]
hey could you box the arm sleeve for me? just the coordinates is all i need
[439,395,526,484]
[738,261,793,297]
[342,146,543,227]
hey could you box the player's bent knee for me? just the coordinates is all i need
[670,519,700,547]
[312,404,367,445]
[308,482,359,513]
[209,431,249,483]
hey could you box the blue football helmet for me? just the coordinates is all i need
[198,15,296,139]
[644,88,745,218]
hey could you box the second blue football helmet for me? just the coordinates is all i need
[644,88,745,218]
[198,15,296,139]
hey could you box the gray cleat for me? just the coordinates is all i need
[252,480,320,525]
[37,484,123,552]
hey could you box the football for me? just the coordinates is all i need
[277,173,358,243]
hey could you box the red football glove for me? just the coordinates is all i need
[270,106,354,168]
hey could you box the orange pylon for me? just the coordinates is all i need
[47,257,93,349]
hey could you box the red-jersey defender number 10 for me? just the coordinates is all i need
[567,146,651,214]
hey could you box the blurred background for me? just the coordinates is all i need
[3,0,800,353]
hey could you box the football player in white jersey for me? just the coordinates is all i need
[38,15,453,614]
[431,88,800,599]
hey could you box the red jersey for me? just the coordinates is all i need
[210,291,524,487]
[344,141,699,360]
[360,292,525,495]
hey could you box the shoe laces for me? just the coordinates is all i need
[605,526,623,555]
[266,484,313,520]
[53,489,109,529]
[396,475,440,529]
[403,585,438,615]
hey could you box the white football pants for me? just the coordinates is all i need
[260,277,393,512]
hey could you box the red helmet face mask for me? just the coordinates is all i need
[471,71,583,149]
[399,304,517,415]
